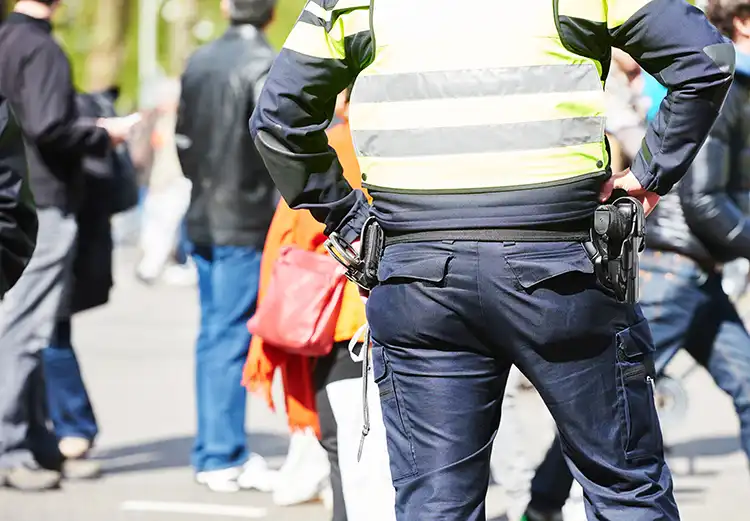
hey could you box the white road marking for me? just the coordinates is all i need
[120,501,268,518]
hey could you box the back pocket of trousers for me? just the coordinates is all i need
[615,319,663,462]
[372,344,419,482]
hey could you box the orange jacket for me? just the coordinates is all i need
[243,120,366,436]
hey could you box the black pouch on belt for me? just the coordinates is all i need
[359,216,385,288]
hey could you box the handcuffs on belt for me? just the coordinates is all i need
[325,216,384,292]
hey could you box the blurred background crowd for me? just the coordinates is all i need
[1,0,750,521]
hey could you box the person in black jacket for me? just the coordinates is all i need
[520,1,750,519]
[40,87,140,482]
[0,0,136,492]
[175,0,278,493]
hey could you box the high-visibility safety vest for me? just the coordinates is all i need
[343,0,651,194]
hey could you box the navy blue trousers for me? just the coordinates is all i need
[529,249,750,514]
[366,240,679,521]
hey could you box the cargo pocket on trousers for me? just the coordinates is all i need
[372,344,418,482]
[616,319,663,462]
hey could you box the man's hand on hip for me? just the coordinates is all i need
[599,168,660,216]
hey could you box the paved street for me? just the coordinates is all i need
[1,247,749,521]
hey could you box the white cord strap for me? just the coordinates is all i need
[348,323,371,462]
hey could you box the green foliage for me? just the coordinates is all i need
[51,0,306,112]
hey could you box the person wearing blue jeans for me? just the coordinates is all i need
[522,7,750,517]
[176,0,279,492]
[190,245,270,491]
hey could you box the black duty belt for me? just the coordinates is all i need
[383,228,591,247]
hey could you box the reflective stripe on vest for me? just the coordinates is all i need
[348,0,609,193]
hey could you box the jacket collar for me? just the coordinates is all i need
[6,12,53,34]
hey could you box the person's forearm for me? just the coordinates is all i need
[35,118,111,158]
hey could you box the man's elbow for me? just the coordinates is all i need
[697,41,735,102]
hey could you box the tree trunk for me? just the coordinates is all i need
[83,0,130,92]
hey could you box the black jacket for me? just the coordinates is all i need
[177,24,277,248]
[647,68,750,267]
[69,90,124,314]
[0,100,37,296]
[0,13,110,212]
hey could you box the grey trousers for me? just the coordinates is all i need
[0,208,77,469]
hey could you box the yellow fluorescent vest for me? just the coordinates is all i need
[348,0,613,193]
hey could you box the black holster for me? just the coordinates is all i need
[585,192,646,304]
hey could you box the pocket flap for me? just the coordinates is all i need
[505,243,594,290]
[617,318,655,360]
[378,249,452,284]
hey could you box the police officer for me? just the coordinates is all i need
[250,0,734,519]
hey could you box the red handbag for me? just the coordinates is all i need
[248,245,348,357]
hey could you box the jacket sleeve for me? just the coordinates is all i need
[250,0,372,242]
[679,84,750,259]
[609,0,735,196]
[14,43,110,162]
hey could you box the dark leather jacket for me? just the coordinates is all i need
[0,100,38,296]
[177,24,277,248]
[647,70,750,268]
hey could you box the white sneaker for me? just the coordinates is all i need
[162,260,198,287]
[237,453,278,492]
[195,466,243,493]
[271,428,331,507]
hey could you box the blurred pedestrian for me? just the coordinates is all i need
[176,0,278,492]
[521,1,750,518]
[135,79,194,286]
[40,86,140,468]
[0,0,136,491]
[245,88,396,520]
